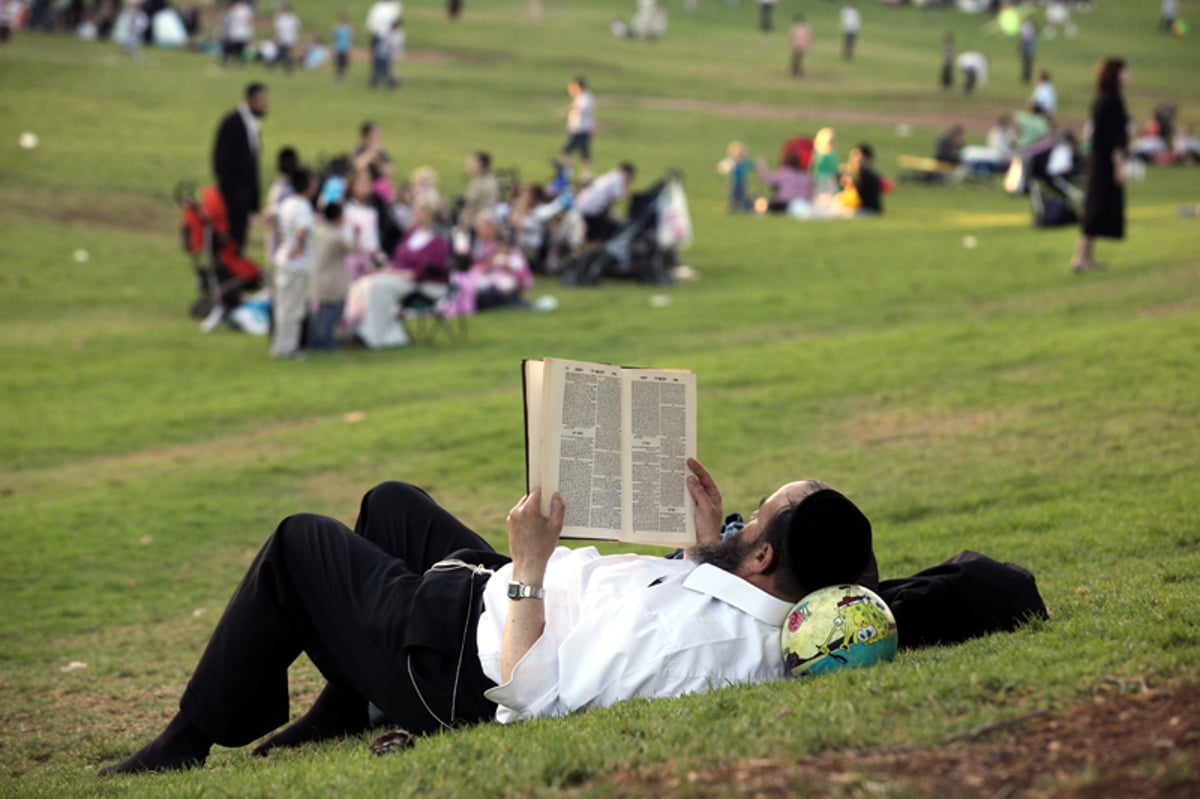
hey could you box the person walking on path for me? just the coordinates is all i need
[840,3,861,61]
[1071,57,1130,274]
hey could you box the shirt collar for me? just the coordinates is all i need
[682,563,793,626]
[237,103,260,151]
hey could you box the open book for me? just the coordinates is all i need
[523,358,697,548]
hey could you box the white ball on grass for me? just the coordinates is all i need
[963,235,978,249]
[19,132,39,149]
[73,249,90,263]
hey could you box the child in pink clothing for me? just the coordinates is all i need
[790,15,811,77]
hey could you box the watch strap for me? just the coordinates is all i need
[507,581,546,600]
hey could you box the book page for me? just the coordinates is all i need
[540,358,625,538]
[523,359,545,494]
[621,370,697,548]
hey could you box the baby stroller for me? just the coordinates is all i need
[175,180,264,318]
[1007,137,1084,228]
[561,171,691,286]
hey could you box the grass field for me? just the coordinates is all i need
[1,1,1198,796]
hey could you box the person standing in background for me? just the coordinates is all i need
[273,3,300,74]
[271,170,316,359]
[940,32,955,90]
[333,14,353,82]
[1031,71,1057,116]
[1160,0,1178,33]
[559,76,595,181]
[790,15,811,78]
[1071,57,1130,274]
[212,83,269,256]
[1018,16,1036,85]
[840,3,860,62]
[758,0,777,32]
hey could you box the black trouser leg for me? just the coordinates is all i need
[179,484,497,746]
[354,481,493,569]
[179,513,429,745]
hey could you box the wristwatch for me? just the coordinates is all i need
[506,581,545,600]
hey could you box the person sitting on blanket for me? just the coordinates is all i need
[836,144,883,216]
[98,458,878,775]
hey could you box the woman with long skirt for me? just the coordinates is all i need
[1072,57,1130,273]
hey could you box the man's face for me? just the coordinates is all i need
[248,90,269,118]
[692,481,812,577]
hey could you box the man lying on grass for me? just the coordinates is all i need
[99,458,876,775]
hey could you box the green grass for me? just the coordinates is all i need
[1,0,1199,796]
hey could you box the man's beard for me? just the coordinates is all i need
[690,533,759,574]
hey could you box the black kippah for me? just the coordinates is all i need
[786,489,873,594]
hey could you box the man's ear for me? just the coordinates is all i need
[740,541,775,577]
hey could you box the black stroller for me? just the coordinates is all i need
[560,172,686,286]
[1011,136,1085,228]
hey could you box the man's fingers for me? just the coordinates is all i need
[548,492,566,529]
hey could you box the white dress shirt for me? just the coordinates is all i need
[476,546,794,723]
[840,7,860,34]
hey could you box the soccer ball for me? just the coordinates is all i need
[781,584,898,678]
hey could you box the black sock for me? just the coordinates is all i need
[252,682,369,757]
[98,712,212,776]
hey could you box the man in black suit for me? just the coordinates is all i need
[212,83,269,254]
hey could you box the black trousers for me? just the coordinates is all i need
[178,482,508,746]
[219,184,253,254]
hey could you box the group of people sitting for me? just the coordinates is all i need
[722,127,885,219]
[260,122,644,356]
[1127,103,1200,166]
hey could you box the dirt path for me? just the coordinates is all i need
[573,682,1200,798]
[608,93,1001,134]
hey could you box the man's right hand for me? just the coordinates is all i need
[686,458,724,547]
[506,488,564,583]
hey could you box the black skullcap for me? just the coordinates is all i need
[786,489,873,594]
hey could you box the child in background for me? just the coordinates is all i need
[811,127,840,198]
[333,13,352,82]
[342,169,385,282]
[264,147,300,273]
[271,170,316,359]
[790,15,811,78]
[370,18,404,89]
[308,203,355,351]
[718,141,755,213]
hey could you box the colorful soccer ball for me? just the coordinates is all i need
[781,584,898,678]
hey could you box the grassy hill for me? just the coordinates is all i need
[1,1,1198,796]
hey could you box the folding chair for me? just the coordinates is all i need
[400,282,467,345]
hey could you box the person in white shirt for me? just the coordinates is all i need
[955,50,988,95]
[270,170,315,359]
[273,3,300,73]
[839,2,860,62]
[1031,71,1057,116]
[559,76,595,180]
[572,162,635,241]
[98,459,877,775]
[223,0,254,66]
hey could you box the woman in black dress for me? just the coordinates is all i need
[1072,57,1130,273]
